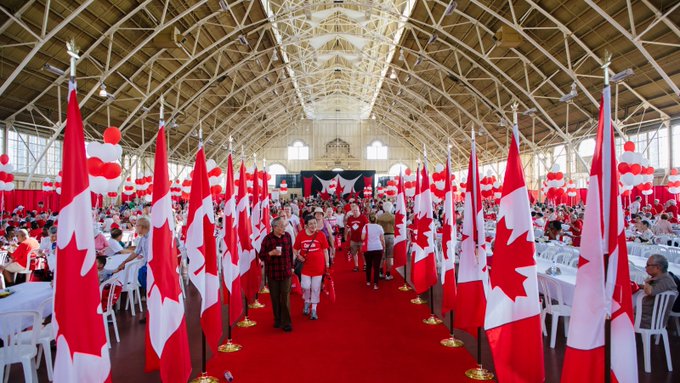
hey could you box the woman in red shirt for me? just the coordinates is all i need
[294,215,329,320]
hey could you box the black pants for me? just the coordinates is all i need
[268,278,292,327]
[364,250,383,285]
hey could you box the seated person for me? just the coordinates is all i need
[636,220,655,242]
[0,229,40,284]
[546,220,568,241]
[639,254,677,328]
[96,257,113,283]
[39,226,58,270]
[653,214,674,235]
[29,221,43,240]
[106,228,135,256]
[93,226,109,256]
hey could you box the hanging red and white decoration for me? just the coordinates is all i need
[363,185,373,198]
[122,177,135,196]
[480,170,496,199]
[566,180,577,198]
[181,175,192,200]
[545,164,566,201]
[403,168,416,198]
[430,163,449,204]
[206,159,223,198]
[618,140,654,193]
[668,169,680,196]
[279,179,288,195]
[87,126,123,196]
[385,179,398,198]
[170,179,182,198]
[55,171,62,195]
[377,186,385,199]
[492,179,502,200]
[0,154,15,192]
[42,177,54,192]
[459,176,467,199]
[135,171,153,202]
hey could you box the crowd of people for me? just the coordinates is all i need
[1,191,679,332]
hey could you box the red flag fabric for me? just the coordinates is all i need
[261,167,272,238]
[440,150,457,316]
[454,134,489,337]
[186,144,222,352]
[561,84,638,383]
[145,112,191,382]
[409,158,438,294]
[251,166,265,253]
[484,121,545,382]
[237,161,259,301]
[220,153,243,325]
[53,78,111,383]
[393,170,408,269]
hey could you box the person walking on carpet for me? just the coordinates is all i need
[261,216,295,332]
[294,215,330,320]
[362,214,385,290]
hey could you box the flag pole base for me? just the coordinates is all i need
[410,296,427,305]
[423,314,443,325]
[440,336,464,348]
[218,340,243,353]
[259,286,270,294]
[189,372,220,383]
[464,365,494,381]
[398,283,412,292]
[248,299,265,309]
[236,317,257,328]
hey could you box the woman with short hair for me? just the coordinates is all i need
[362,213,385,290]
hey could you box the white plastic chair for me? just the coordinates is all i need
[538,275,571,348]
[634,290,677,373]
[12,249,39,283]
[100,277,123,347]
[655,235,671,246]
[116,259,144,316]
[567,257,579,268]
[0,311,40,383]
[17,297,55,381]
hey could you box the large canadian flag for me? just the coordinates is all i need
[237,160,259,301]
[186,144,222,352]
[53,77,111,383]
[561,84,638,383]
[145,110,191,382]
[454,134,489,337]
[484,121,544,382]
[393,170,408,269]
[220,153,243,325]
[251,165,264,253]
[260,167,272,240]
[440,149,457,316]
[410,157,438,294]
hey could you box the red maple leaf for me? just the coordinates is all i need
[55,234,107,359]
[395,211,404,238]
[415,215,433,250]
[490,217,536,301]
[148,221,182,301]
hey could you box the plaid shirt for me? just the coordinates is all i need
[260,231,293,281]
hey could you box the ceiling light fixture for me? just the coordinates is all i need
[219,0,229,11]
[98,83,108,97]
[414,54,423,66]
[238,35,248,46]
[427,33,438,45]
[522,108,537,116]
[272,50,279,61]
[559,83,578,103]
[43,64,65,76]
[399,50,405,61]
[444,1,458,16]
[389,69,398,80]
[611,68,634,83]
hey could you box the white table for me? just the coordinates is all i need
[104,254,130,272]
[536,258,577,306]
[0,282,53,337]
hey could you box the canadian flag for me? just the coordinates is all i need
[561,83,638,382]
[440,149,457,316]
[454,132,489,337]
[260,167,272,242]
[237,160,259,301]
[145,108,191,382]
[409,155,438,294]
[251,165,265,253]
[53,76,111,383]
[392,170,408,269]
[484,119,544,382]
[186,144,222,352]
[220,153,243,324]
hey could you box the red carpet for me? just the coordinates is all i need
[206,248,478,382]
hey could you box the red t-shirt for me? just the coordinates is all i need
[12,238,40,268]
[346,214,368,242]
[293,230,329,277]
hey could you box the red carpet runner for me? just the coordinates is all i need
[207,249,477,382]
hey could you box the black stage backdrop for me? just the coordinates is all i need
[300,170,376,198]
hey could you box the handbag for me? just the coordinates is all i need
[294,233,317,278]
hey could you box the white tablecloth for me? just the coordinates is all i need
[536,258,577,306]
[0,282,53,337]
[104,254,130,271]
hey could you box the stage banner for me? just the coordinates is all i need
[300,170,376,198]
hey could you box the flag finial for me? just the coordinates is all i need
[159,95,164,123]
[253,152,257,167]
[228,135,233,152]
[511,102,519,125]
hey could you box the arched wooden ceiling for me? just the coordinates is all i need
[0,0,678,177]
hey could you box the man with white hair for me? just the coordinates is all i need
[376,201,395,280]
[0,228,40,284]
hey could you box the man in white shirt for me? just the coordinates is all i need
[630,196,642,215]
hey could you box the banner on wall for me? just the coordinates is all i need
[300,170,376,198]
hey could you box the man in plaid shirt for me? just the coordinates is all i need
[261,216,294,332]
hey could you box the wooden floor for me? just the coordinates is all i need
[8,280,680,382]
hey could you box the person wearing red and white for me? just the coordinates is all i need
[345,203,368,272]
[294,215,330,320]
[362,214,385,290]
[0,228,39,284]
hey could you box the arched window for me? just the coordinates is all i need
[267,163,287,187]
[288,140,309,160]
[367,140,388,160]
[388,163,408,176]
